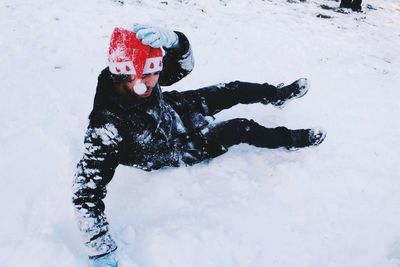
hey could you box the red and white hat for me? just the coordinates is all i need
[108,27,163,94]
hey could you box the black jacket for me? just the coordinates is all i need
[72,31,225,258]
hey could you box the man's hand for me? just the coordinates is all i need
[132,23,178,48]
[91,251,119,267]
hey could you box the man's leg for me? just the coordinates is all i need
[204,118,326,149]
[181,79,309,116]
[182,81,277,116]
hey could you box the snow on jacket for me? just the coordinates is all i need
[72,31,226,258]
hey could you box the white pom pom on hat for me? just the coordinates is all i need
[133,80,147,95]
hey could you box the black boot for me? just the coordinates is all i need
[340,0,352,8]
[351,0,362,11]
[287,128,327,150]
[271,78,310,108]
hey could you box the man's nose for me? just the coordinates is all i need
[143,75,156,87]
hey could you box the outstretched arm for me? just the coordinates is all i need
[72,122,121,259]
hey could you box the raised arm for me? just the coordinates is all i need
[158,31,195,86]
[72,122,121,259]
[132,24,195,86]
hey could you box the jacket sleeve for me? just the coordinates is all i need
[72,122,122,258]
[158,31,195,86]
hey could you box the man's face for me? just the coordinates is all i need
[116,71,160,98]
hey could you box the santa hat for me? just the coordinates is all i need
[108,27,163,94]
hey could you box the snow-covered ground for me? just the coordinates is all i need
[1,0,400,266]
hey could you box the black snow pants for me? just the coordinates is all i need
[181,81,309,154]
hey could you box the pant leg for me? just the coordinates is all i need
[180,81,278,116]
[204,118,309,149]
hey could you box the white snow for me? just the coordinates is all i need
[1,0,400,266]
[91,123,122,146]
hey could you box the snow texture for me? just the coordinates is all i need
[1,0,400,267]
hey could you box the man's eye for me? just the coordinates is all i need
[141,72,160,79]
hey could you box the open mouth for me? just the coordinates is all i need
[143,88,152,95]
[136,87,153,98]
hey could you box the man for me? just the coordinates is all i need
[340,0,362,11]
[73,24,326,267]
